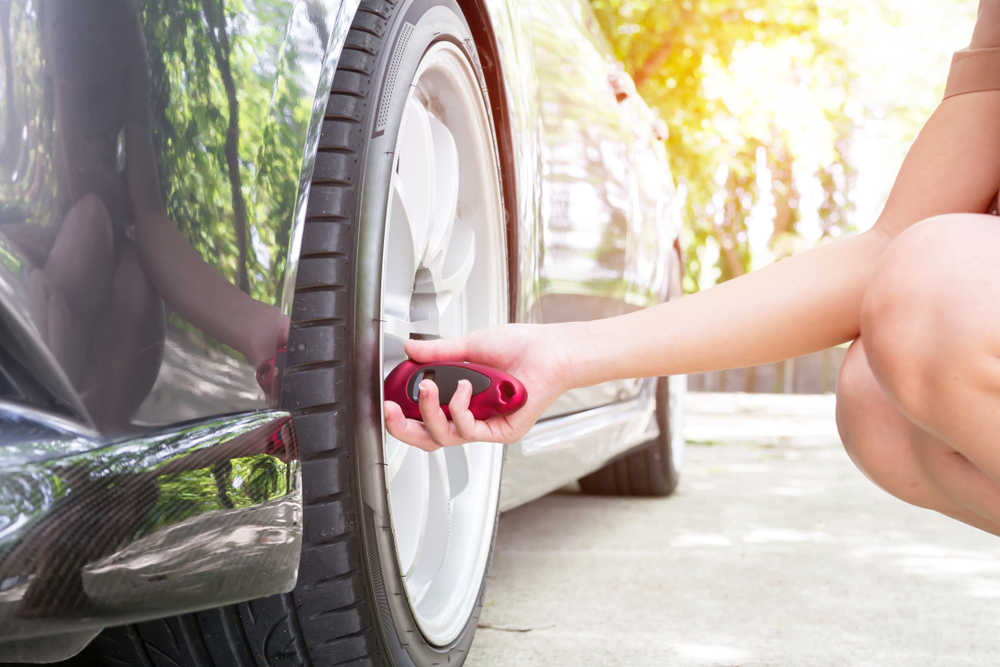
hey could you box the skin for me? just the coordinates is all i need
[386,89,1000,536]
[124,119,289,371]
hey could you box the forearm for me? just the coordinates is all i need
[126,124,285,367]
[565,228,892,387]
[565,90,1000,388]
[134,211,277,363]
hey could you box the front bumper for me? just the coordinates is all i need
[0,406,302,662]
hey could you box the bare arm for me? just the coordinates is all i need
[125,123,287,368]
[386,90,1000,450]
[569,90,1000,385]
[566,230,886,385]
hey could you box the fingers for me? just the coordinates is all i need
[418,379,456,446]
[386,378,522,449]
[404,335,470,363]
[449,379,478,440]
[384,400,440,452]
[444,380,510,444]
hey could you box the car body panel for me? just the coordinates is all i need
[476,0,682,507]
[0,0,349,433]
[489,0,677,419]
[0,0,352,655]
[531,0,633,314]
[0,407,301,649]
[500,384,660,512]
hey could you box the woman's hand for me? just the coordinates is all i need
[384,323,579,450]
[245,305,290,371]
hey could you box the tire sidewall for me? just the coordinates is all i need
[656,376,680,493]
[350,2,501,664]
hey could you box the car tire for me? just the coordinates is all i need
[92,1,506,666]
[578,376,684,497]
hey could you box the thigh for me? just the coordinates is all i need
[82,242,164,432]
[36,195,116,386]
[838,338,950,507]
[44,193,115,316]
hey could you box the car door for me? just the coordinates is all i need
[621,92,681,311]
[528,0,644,416]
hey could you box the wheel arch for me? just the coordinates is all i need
[283,0,521,324]
[454,0,521,322]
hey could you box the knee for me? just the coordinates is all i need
[861,215,987,428]
[64,193,113,248]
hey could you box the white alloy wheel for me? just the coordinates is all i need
[379,42,506,646]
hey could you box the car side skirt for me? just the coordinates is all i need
[499,378,660,512]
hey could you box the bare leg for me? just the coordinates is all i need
[29,193,163,432]
[42,193,114,387]
[830,88,1000,535]
[863,214,1000,491]
[83,242,164,433]
[837,337,1000,536]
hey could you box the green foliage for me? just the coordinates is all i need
[589,0,856,290]
[0,0,57,234]
[138,0,310,311]
[136,454,287,537]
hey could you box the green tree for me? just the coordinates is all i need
[589,0,855,290]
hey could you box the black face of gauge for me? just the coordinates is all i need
[406,365,492,403]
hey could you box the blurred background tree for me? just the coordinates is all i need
[589,0,977,293]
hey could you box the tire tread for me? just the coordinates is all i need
[578,377,679,497]
[93,2,401,666]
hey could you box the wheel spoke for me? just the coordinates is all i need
[443,445,470,498]
[383,343,408,380]
[410,219,475,322]
[397,99,435,266]
[383,313,410,344]
[424,115,460,264]
[388,444,429,577]
[437,218,476,296]
[409,317,441,338]
[406,449,451,590]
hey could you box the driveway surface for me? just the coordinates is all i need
[467,392,1000,667]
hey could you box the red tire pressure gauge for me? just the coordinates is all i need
[384,360,528,421]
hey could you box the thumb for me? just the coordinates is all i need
[404,335,472,363]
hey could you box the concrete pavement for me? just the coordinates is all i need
[467,392,1000,667]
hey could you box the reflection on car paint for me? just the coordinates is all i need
[532,0,633,305]
[484,0,679,331]
[0,0,337,435]
[0,409,300,640]
[525,0,678,418]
